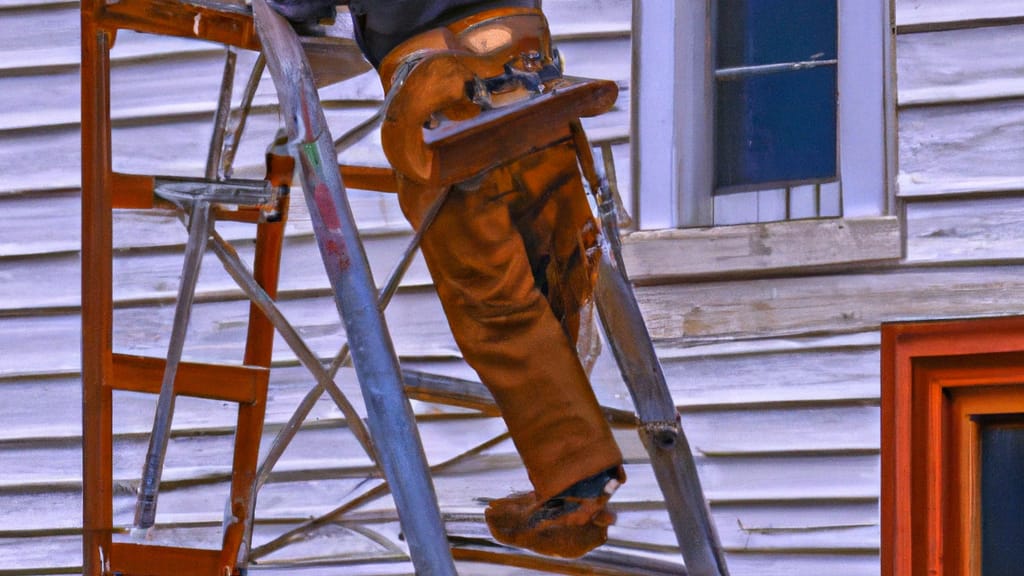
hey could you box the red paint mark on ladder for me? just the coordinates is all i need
[312,182,350,270]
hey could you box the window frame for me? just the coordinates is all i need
[881,316,1024,576]
[631,0,895,230]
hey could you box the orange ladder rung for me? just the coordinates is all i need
[110,353,268,404]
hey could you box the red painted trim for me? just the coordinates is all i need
[881,315,1024,576]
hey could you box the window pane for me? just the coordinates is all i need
[981,420,1024,576]
[715,66,837,190]
[717,0,837,68]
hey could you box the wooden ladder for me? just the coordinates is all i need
[80,2,373,573]
[81,1,730,574]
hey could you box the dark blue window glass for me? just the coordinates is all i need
[981,420,1024,576]
[717,0,837,67]
[714,0,838,192]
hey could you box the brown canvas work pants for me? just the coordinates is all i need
[395,141,622,501]
[371,6,623,504]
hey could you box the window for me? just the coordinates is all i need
[881,317,1024,576]
[633,0,891,229]
[979,418,1024,574]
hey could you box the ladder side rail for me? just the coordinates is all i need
[593,245,729,576]
[222,214,285,571]
[222,54,267,179]
[207,46,238,181]
[251,2,458,574]
[205,43,282,572]
[81,7,115,573]
[574,125,730,576]
[135,199,214,529]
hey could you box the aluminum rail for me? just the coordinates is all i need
[573,123,730,576]
[134,199,213,529]
[250,1,458,573]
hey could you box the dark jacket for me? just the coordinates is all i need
[266,0,539,68]
[348,0,539,67]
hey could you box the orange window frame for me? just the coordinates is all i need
[881,316,1024,576]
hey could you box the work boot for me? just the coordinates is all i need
[485,466,625,558]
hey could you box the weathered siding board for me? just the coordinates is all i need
[896,99,1024,198]
[621,217,901,283]
[651,333,883,408]
[894,4,1024,201]
[0,188,411,257]
[0,454,878,533]
[0,233,433,312]
[895,0,1024,29]
[614,504,878,554]
[0,3,80,71]
[896,24,1024,106]
[680,404,880,456]
[0,289,459,378]
[543,0,631,35]
[0,362,476,444]
[0,535,82,573]
[905,195,1024,263]
[0,190,82,256]
[894,1,1024,204]
[0,127,82,194]
[710,501,879,552]
[723,554,878,576]
[0,66,82,132]
[636,264,1024,343]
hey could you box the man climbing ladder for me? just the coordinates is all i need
[268,0,626,559]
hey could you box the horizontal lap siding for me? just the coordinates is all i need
[895,1,1024,199]
[610,4,1021,575]
[12,0,1020,574]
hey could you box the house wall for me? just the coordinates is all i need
[0,0,1022,574]
[618,1,1024,575]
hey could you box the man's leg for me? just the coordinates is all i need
[397,165,622,504]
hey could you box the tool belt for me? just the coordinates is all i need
[377,7,618,186]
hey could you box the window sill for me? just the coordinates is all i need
[619,216,901,284]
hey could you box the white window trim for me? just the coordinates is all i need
[631,0,894,230]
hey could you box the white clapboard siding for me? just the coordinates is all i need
[0,453,877,536]
[13,0,1024,573]
[894,1,1024,200]
[0,232,432,312]
[896,99,1024,198]
[896,24,1024,106]
[0,188,411,258]
[0,289,461,377]
[905,196,1024,263]
[895,0,1024,29]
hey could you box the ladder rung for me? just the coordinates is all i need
[154,176,277,207]
[112,172,159,210]
[111,172,281,212]
[100,0,259,50]
[110,542,223,576]
[111,353,267,404]
[339,164,399,193]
